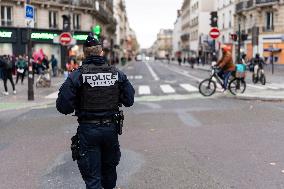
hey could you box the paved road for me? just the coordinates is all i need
[0,61,284,189]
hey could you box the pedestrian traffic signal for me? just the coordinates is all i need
[231,33,238,41]
[241,33,248,41]
[210,11,218,27]
[92,25,102,40]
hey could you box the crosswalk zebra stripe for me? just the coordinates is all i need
[180,84,198,92]
[138,85,151,95]
[160,84,176,94]
[134,75,143,79]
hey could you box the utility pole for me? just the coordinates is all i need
[26,0,34,101]
[237,19,241,64]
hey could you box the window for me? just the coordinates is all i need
[265,11,274,31]
[73,13,81,30]
[1,6,12,26]
[49,11,58,28]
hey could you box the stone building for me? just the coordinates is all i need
[235,0,284,64]
[180,0,190,59]
[217,0,235,49]
[172,10,182,59]
[189,0,215,57]
[0,0,116,68]
[151,29,173,59]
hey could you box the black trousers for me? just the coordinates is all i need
[77,123,121,189]
[16,69,26,84]
[3,71,15,92]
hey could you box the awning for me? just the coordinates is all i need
[264,48,282,53]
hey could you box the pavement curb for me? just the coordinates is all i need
[235,95,284,102]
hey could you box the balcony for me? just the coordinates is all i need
[256,0,279,5]
[236,1,248,13]
[263,25,274,32]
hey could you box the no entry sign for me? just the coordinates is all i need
[209,28,220,39]
[59,32,72,46]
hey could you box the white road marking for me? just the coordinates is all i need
[134,75,143,80]
[45,91,58,99]
[160,63,203,82]
[270,162,276,166]
[247,84,267,90]
[128,75,134,80]
[138,85,151,95]
[160,84,176,94]
[180,84,198,92]
[145,62,160,81]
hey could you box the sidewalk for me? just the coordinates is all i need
[0,75,64,112]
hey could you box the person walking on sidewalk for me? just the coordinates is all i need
[16,55,27,85]
[56,35,135,189]
[50,54,58,77]
[0,55,16,95]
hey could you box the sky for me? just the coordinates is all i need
[125,0,183,49]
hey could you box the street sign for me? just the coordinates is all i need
[25,4,34,19]
[25,4,34,28]
[209,28,220,39]
[59,32,72,46]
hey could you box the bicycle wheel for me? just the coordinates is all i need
[252,74,258,84]
[199,79,217,97]
[260,74,266,85]
[229,78,246,95]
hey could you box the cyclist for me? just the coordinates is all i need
[252,53,265,77]
[216,45,236,92]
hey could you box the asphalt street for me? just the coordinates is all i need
[0,61,284,189]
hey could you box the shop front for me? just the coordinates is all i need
[0,27,90,69]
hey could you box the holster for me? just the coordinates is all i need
[114,110,124,135]
[71,134,80,161]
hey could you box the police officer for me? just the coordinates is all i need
[56,35,135,189]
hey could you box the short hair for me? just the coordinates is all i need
[84,45,103,57]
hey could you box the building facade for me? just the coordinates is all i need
[189,0,215,57]
[181,0,190,59]
[151,29,173,59]
[217,0,235,46]
[172,10,182,59]
[235,0,284,64]
[0,0,116,68]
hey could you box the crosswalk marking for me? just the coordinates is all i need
[180,84,198,92]
[45,91,58,99]
[128,75,143,80]
[160,84,176,94]
[138,85,151,95]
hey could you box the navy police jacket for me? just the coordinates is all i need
[56,56,135,118]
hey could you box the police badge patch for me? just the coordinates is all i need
[82,73,119,87]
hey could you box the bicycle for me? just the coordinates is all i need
[36,70,51,88]
[199,66,246,96]
[252,65,266,85]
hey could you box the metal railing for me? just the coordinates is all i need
[256,0,279,4]
[236,1,248,13]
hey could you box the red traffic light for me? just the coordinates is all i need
[231,33,238,41]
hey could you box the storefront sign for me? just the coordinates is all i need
[73,34,88,41]
[0,31,13,38]
[31,32,58,40]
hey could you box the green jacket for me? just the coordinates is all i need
[17,59,27,69]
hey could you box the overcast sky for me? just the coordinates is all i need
[125,0,183,49]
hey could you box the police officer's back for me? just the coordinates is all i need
[56,35,135,189]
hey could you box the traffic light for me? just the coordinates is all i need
[62,15,71,32]
[241,33,248,41]
[210,11,218,27]
[92,25,102,40]
[231,33,238,41]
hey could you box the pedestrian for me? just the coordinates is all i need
[16,55,27,85]
[42,55,50,72]
[56,35,135,189]
[0,55,16,95]
[178,56,182,66]
[50,54,58,77]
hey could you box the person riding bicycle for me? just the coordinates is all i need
[251,53,265,75]
[216,45,235,92]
